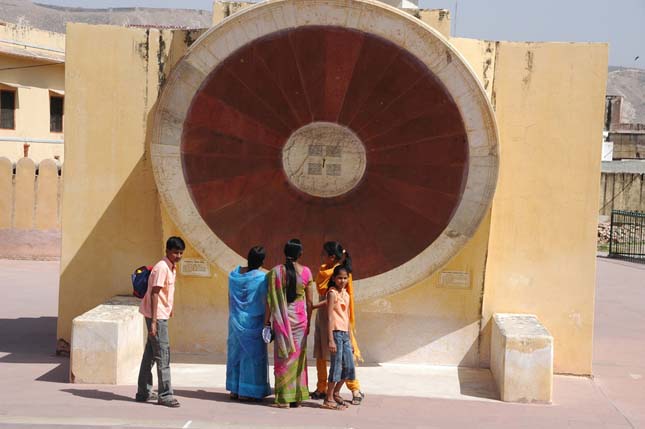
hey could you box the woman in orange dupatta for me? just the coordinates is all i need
[311,241,365,405]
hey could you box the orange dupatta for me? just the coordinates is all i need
[316,263,362,362]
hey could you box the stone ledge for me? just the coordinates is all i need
[491,313,553,403]
[70,295,145,384]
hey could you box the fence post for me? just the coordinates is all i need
[0,157,12,229]
[14,158,36,230]
[638,211,645,256]
[609,210,614,256]
[35,159,60,230]
[629,212,633,259]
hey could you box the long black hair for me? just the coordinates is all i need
[323,241,352,273]
[247,246,265,271]
[284,239,303,303]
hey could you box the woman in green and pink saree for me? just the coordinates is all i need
[265,239,315,408]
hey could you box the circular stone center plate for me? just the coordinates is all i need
[282,122,366,198]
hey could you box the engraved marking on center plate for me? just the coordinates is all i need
[282,122,367,198]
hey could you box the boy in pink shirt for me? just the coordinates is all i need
[135,236,185,407]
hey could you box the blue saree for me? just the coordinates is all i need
[226,266,271,399]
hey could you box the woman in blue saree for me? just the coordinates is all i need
[226,246,271,401]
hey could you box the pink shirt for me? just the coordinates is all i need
[139,257,176,320]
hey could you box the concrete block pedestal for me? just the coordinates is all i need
[70,296,144,384]
[491,313,553,403]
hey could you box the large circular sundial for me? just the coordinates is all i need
[152,0,499,301]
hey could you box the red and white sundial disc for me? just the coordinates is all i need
[152,0,498,301]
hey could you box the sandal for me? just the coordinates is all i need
[333,394,346,406]
[229,393,239,400]
[157,397,180,408]
[321,399,345,410]
[309,390,326,400]
[290,401,302,408]
[275,403,290,409]
[351,391,365,405]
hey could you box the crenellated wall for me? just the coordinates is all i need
[0,156,62,259]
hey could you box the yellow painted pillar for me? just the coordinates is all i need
[482,42,608,374]
[35,159,60,230]
[14,157,36,230]
[57,25,165,345]
[212,1,227,24]
[0,157,12,228]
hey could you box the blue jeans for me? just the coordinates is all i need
[328,330,356,383]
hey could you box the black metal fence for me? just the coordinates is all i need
[609,210,645,263]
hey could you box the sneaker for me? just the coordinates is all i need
[135,392,158,402]
[157,397,181,408]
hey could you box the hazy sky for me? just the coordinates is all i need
[37,0,644,67]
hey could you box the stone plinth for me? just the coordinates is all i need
[71,296,145,384]
[491,313,553,403]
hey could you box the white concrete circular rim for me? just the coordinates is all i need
[282,122,367,198]
[151,0,499,303]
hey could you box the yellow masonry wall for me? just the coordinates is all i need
[482,42,608,375]
[212,1,256,25]
[0,22,66,52]
[56,24,167,343]
[418,9,450,38]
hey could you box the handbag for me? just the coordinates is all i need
[262,325,274,344]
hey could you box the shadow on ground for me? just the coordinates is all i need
[172,389,323,409]
[173,389,231,403]
[0,316,69,383]
[60,389,133,402]
[0,317,60,363]
[36,360,69,383]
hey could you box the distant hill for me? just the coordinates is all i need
[0,0,211,33]
[607,67,645,125]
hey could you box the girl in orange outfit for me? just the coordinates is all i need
[311,241,364,405]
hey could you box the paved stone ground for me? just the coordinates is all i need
[0,258,643,428]
[0,229,60,260]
